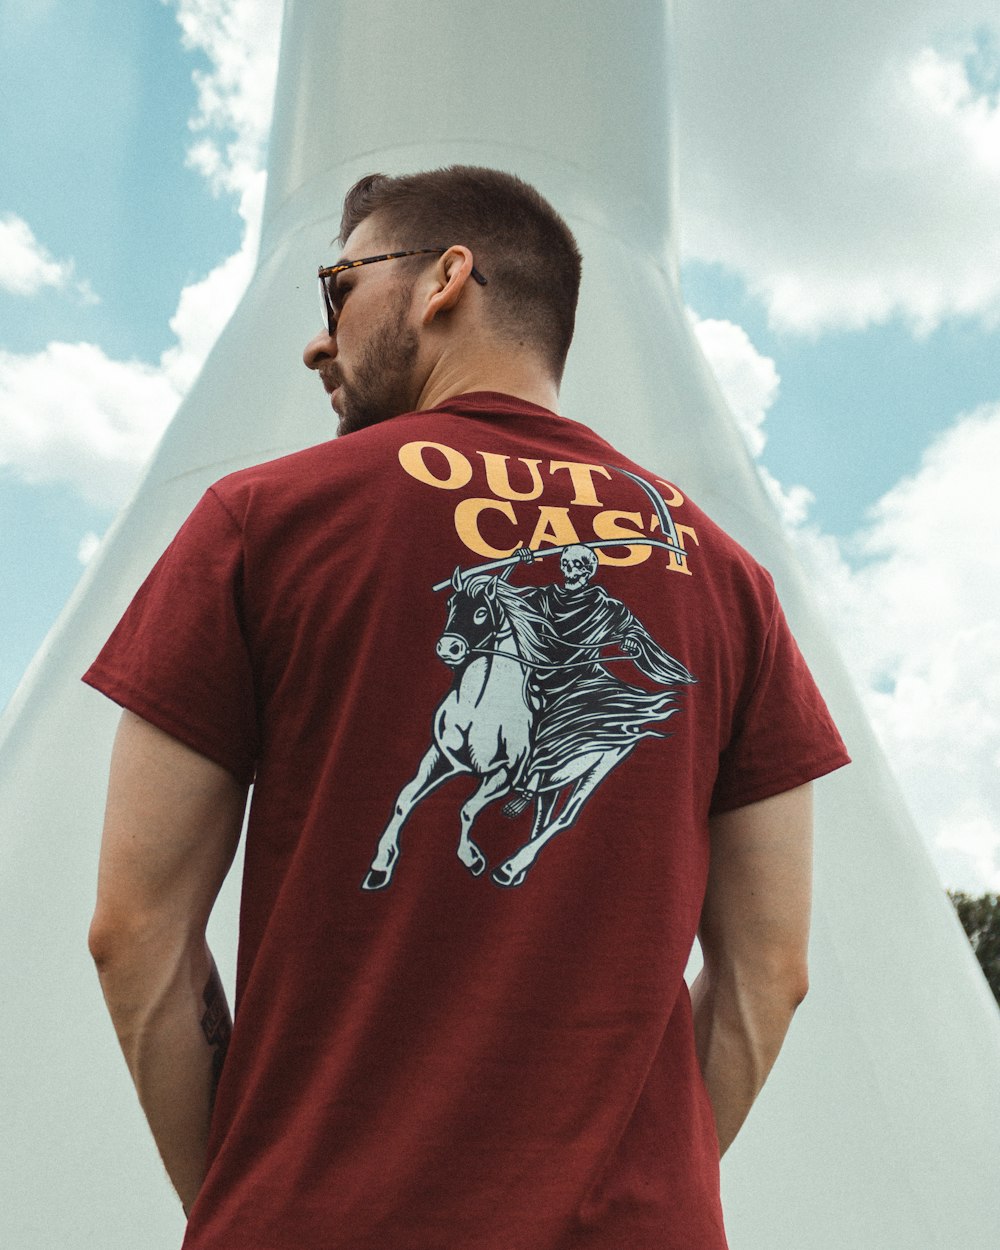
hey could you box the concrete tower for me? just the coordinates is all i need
[2,2,998,1246]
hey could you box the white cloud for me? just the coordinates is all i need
[0,170,268,505]
[159,0,280,372]
[0,215,66,294]
[759,466,816,530]
[786,404,1000,892]
[675,4,1000,335]
[0,172,265,507]
[692,306,1000,892]
[0,214,96,303]
[679,4,1000,883]
[0,5,280,509]
[689,314,780,457]
[161,170,266,393]
[0,343,180,507]
[166,0,281,199]
[77,532,102,565]
[689,312,818,529]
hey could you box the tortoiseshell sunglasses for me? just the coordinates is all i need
[318,248,488,335]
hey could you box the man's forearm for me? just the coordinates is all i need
[91,929,231,1212]
[690,962,806,1156]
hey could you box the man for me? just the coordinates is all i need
[86,166,849,1249]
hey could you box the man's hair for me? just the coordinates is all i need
[339,166,582,380]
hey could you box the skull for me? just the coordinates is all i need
[559,544,597,590]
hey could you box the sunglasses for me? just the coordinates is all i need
[317,248,488,336]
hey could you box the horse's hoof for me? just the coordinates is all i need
[462,843,487,877]
[361,867,392,891]
[491,862,527,888]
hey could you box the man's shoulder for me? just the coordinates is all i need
[589,450,776,587]
[205,416,424,506]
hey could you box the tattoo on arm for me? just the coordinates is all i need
[200,963,232,1110]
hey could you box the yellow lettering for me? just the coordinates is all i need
[549,461,612,507]
[649,516,699,575]
[528,506,581,550]
[654,478,685,508]
[591,510,652,567]
[398,440,472,490]
[477,452,544,501]
[454,498,521,558]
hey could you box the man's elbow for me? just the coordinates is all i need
[87,904,182,980]
[744,955,810,1078]
[780,957,809,1012]
[703,931,809,1010]
[762,953,809,1019]
[88,907,139,977]
[720,949,810,1027]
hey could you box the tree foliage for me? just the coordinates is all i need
[948,892,1000,1009]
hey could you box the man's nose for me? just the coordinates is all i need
[303,329,336,370]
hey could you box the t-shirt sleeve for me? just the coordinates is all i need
[83,487,259,786]
[710,588,850,815]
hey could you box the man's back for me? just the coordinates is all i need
[86,392,847,1249]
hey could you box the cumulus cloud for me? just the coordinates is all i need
[0,343,180,507]
[689,312,816,526]
[167,0,281,199]
[77,531,102,565]
[0,214,97,303]
[689,315,779,457]
[0,3,279,508]
[674,3,1000,335]
[688,311,819,531]
[0,177,264,508]
[160,170,266,393]
[158,0,280,377]
[787,405,1000,892]
[692,309,1000,891]
[679,3,1000,887]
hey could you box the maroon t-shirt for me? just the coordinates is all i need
[85,393,849,1250]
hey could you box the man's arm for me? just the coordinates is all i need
[87,710,248,1212]
[691,783,813,1156]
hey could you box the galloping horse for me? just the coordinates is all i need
[362,569,690,890]
[361,570,531,890]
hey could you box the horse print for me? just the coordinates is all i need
[361,542,696,891]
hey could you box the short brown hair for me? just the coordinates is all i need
[339,166,582,380]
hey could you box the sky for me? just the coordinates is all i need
[1,0,998,893]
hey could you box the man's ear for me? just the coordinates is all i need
[421,246,477,325]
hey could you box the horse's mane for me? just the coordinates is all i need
[466,574,559,664]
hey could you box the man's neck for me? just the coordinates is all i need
[414,347,561,415]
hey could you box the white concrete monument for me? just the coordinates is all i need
[1,1,997,1246]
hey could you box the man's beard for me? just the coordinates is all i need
[335,288,421,437]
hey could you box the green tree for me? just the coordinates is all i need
[948,891,1000,1009]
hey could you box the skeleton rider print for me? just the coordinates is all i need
[361,447,698,891]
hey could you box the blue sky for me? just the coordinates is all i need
[1,0,998,892]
